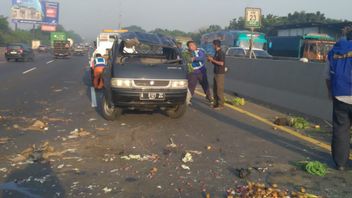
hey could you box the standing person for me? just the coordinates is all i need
[184,41,212,103]
[208,40,226,110]
[326,28,352,171]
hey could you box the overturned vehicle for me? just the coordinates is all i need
[101,32,188,120]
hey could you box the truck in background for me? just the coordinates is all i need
[268,33,335,62]
[95,30,127,58]
[51,32,71,59]
[50,32,67,47]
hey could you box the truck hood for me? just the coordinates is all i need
[112,64,187,80]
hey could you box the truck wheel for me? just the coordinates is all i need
[166,103,187,119]
[100,95,121,121]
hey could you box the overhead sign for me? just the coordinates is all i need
[11,0,59,25]
[41,24,56,32]
[103,29,129,33]
[245,7,262,29]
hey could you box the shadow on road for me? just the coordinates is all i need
[1,162,65,198]
[191,98,334,167]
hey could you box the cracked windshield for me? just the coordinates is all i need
[0,0,352,197]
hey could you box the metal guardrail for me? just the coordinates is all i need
[210,57,332,121]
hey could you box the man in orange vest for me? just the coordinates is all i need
[93,53,107,89]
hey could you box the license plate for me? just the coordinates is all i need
[10,51,17,54]
[140,92,165,100]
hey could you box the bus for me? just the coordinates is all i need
[200,30,268,55]
[268,33,335,62]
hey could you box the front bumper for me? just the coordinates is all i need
[111,88,187,108]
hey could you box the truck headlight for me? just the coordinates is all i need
[170,80,188,89]
[111,78,133,88]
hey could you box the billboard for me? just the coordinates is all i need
[11,0,59,25]
[41,24,56,32]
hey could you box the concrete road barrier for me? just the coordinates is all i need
[217,57,332,121]
[0,47,5,61]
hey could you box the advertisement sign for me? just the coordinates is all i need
[42,1,59,24]
[245,7,262,29]
[11,0,59,25]
[41,24,56,32]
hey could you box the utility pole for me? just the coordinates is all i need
[32,24,36,40]
[118,0,123,29]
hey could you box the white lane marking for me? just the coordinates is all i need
[91,87,97,108]
[46,60,55,64]
[22,67,37,74]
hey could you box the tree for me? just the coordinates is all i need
[227,17,245,30]
[124,25,146,33]
[227,11,347,35]
[0,16,10,33]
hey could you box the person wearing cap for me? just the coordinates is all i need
[326,28,352,171]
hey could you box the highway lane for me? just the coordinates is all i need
[0,55,351,197]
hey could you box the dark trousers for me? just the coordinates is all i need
[188,69,211,99]
[332,98,352,167]
[213,74,225,107]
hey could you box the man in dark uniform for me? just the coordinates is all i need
[208,40,226,110]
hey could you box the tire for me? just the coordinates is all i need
[166,103,187,119]
[100,94,121,121]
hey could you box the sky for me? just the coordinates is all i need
[0,0,351,40]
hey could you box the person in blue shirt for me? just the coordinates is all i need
[326,28,352,171]
[185,41,212,104]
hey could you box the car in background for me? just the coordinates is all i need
[73,44,85,56]
[253,49,273,59]
[226,47,246,57]
[226,47,273,59]
[38,45,49,53]
[5,43,34,62]
[101,32,188,120]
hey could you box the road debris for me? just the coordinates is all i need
[237,168,251,179]
[296,161,328,176]
[57,164,65,169]
[0,168,8,173]
[182,152,193,163]
[9,142,75,163]
[11,119,48,132]
[102,187,112,193]
[181,164,190,170]
[274,116,310,130]
[229,182,321,198]
[120,154,159,162]
[68,128,91,139]
[226,97,246,106]
[148,167,158,178]
[166,138,177,148]
[0,137,10,144]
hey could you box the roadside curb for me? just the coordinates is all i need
[195,90,352,160]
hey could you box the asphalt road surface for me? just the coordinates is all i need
[0,54,351,198]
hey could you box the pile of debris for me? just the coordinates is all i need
[9,141,74,163]
[221,182,320,198]
[273,117,317,130]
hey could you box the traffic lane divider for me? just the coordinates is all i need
[194,90,352,160]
